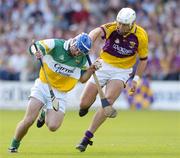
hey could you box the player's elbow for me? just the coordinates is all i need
[89,27,102,42]
[79,78,87,83]
[79,75,91,83]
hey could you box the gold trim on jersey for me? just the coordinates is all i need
[39,40,50,52]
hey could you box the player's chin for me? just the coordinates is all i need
[72,53,82,57]
[117,30,129,35]
[122,32,129,35]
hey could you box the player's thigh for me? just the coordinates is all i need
[80,82,98,106]
[46,110,64,129]
[105,80,124,104]
[23,97,44,123]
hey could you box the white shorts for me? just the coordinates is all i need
[30,79,67,113]
[89,60,133,86]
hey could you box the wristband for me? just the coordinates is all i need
[133,75,140,82]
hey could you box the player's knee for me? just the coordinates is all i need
[80,97,95,109]
[79,99,89,109]
[48,124,59,132]
[47,122,61,132]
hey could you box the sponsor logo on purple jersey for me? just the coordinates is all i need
[103,31,138,58]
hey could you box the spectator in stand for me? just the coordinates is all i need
[0,0,179,81]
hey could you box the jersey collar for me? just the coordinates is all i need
[64,39,72,51]
[123,23,137,37]
[130,23,137,33]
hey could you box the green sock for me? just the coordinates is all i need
[40,109,45,119]
[11,138,20,149]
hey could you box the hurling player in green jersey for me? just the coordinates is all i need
[8,33,102,153]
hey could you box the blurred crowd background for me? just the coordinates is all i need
[0,0,179,81]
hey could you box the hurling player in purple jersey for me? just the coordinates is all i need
[76,8,148,152]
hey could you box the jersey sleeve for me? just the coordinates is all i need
[80,61,89,76]
[137,30,148,60]
[29,39,55,56]
[100,22,117,40]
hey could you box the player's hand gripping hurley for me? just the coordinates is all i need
[86,55,117,118]
[33,42,59,111]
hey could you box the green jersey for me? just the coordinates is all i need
[30,39,87,92]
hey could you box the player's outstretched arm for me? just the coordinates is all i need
[79,59,102,83]
[129,59,148,95]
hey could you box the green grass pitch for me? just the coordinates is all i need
[0,110,180,158]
